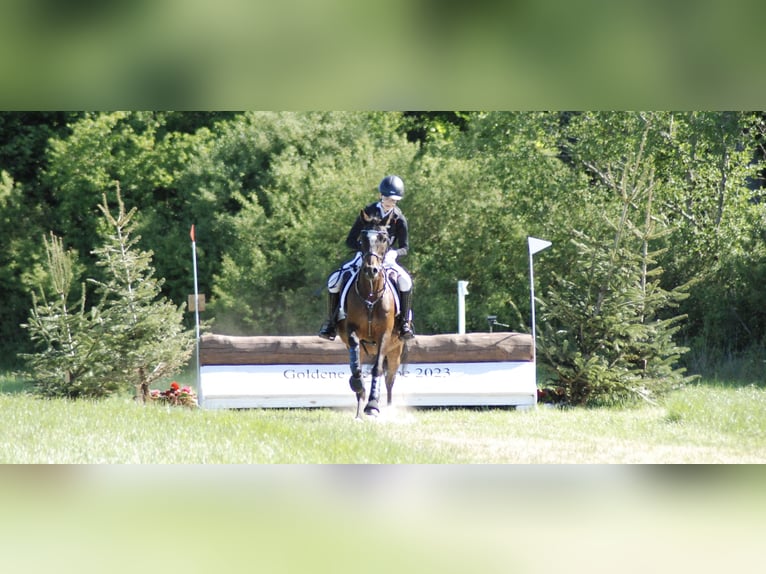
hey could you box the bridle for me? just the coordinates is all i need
[354,227,391,338]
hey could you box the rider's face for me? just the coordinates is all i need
[380,195,399,211]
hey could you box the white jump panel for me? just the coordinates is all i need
[199,361,536,409]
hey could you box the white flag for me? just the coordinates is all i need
[528,236,552,255]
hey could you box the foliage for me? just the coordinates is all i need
[20,188,194,399]
[20,233,116,397]
[646,112,766,353]
[537,229,695,406]
[537,113,699,405]
[431,111,580,331]
[89,188,194,400]
[0,171,38,360]
[4,111,766,404]
[206,112,418,334]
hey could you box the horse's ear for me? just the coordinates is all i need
[383,210,394,226]
[361,209,372,222]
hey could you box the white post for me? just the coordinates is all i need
[527,237,552,360]
[191,225,201,404]
[457,280,469,334]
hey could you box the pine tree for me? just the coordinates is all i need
[22,187,194,399]
[537,227,695,406]
[537,129,697,406]
[90,188,194,402]
[21,233,116,397]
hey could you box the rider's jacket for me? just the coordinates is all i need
[345,201,409,259]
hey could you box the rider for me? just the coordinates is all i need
[318,175,414,341]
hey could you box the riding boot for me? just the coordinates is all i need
[398,290,414,340]
[318,291,340,340]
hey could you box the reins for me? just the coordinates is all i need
[354,250,388,339]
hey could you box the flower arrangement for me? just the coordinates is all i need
[149,381,198,408]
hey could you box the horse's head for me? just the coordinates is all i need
[358,210,392,282]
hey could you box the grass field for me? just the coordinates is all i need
[2,372,765,573]
[1,372,764,463]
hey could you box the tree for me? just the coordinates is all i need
[21,187,194,399]
[90,188,194,401]
[650,112,766,357]
[0,112,84,362]
[7,110,766,391]
[20,233,115,397]
[0,170,36,361]
[537,112,696,405]
[207,111,419,334]
[427,111,578,332]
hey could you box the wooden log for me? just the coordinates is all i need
[404,332,533,363]
[200,335,347,366]
[199,332,533,365]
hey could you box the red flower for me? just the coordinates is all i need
[148,382,198,408]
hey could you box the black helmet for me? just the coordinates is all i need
[378,175,404,200]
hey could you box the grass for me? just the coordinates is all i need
[1,372,765,463]
[2,371,765,573]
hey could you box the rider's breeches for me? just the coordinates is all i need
[327,252,412,293]
[387,261,412,292]
[327,253,361,294]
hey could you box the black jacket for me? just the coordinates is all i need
[345,202,409,258]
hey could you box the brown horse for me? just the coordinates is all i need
[337,210,405,418]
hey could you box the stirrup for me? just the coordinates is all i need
[318,322,337,340]
[400,322,414,340]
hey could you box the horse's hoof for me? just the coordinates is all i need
[364,401,379,416]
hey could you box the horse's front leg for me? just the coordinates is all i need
[347,331,365,418]
[364,350,385,416]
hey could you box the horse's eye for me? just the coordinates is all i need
[378,233,386,243]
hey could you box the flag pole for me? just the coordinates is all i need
[191,224,201,402]
[457,280,469,334]
[527,237,552,361]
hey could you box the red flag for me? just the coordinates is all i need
[190,224,196,242]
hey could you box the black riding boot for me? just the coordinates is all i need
[318,292,340,340]
[399,290,414,340]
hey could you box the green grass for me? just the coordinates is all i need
[2,373,765,463]
[2,372,765,573]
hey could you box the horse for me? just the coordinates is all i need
[337,210,406,418]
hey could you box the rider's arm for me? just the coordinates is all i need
[345,215,364,251]
[392,214,409,258]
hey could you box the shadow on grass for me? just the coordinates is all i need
[683,345,766,389]
[690,374,766,390]
[0,373,32,394]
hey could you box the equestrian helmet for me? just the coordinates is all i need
[378,175,404,200]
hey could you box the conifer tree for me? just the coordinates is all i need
[90,188,194,402]
[22,187,194,399]
[537,225,695,406]
[21,233,115,397]
[537,119,697,406]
